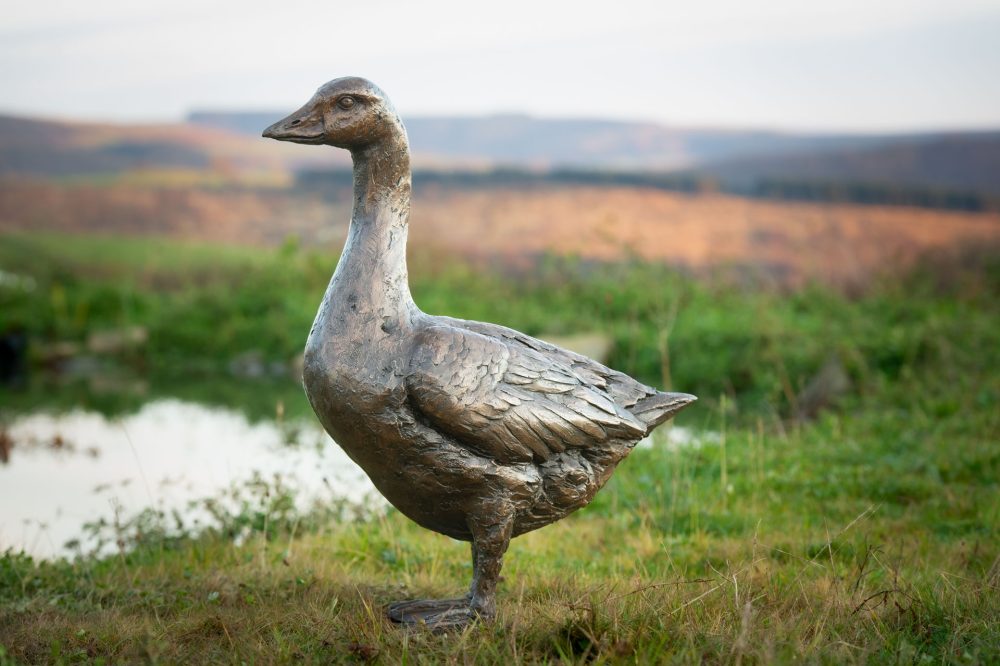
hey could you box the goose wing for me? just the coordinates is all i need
[435,316,658,406]
[407,323,648,465]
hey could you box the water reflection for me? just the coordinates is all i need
[0,399,379,559]
[1,381,714,560]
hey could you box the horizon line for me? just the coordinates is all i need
[2,106,1000,139]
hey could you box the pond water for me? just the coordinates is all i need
[1,379,711,560]
[0,397,380,559]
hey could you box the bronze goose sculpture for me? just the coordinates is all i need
[263,77,696,629]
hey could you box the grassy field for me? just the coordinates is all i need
[1,232,998,663]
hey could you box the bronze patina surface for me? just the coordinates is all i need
[263,77,696,629]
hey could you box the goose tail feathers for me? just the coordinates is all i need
[630,392,697,434]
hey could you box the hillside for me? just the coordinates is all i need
[192,112,1000,197]
[708,131,1000,195]
[189,110,884,169]
[0,114,346,182]
[4,112,998,203]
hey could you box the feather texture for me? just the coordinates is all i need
[407,324,649,464]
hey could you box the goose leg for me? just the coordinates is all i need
[386,504,513,630]
[467,502,513,619]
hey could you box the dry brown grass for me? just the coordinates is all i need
[412,187,1000,288]
[2,507,997,664]
[2,181,997,288]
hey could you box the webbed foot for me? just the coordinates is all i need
[386,598,485,630]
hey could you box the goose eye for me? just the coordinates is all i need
[337,96,356,110]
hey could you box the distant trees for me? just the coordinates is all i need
[294,167,999,212]
[747,179,993,212]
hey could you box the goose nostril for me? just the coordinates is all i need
[290,119,302,126]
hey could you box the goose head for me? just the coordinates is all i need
[262,76,403,150]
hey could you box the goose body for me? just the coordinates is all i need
[264,77,695,627]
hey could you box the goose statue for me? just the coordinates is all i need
[263,77,696,629]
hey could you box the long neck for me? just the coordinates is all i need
[351,134,412,215]
[327,128,416,327]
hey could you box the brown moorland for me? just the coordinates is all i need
[1,181,997,288]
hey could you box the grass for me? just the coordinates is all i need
[3,231,996,418]
[1,418,996,663]
[1,231,998,663]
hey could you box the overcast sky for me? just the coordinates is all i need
[2,0,999,132]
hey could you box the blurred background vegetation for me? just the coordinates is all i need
[1,230,997,424]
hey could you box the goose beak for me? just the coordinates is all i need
[262,97,326,144]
